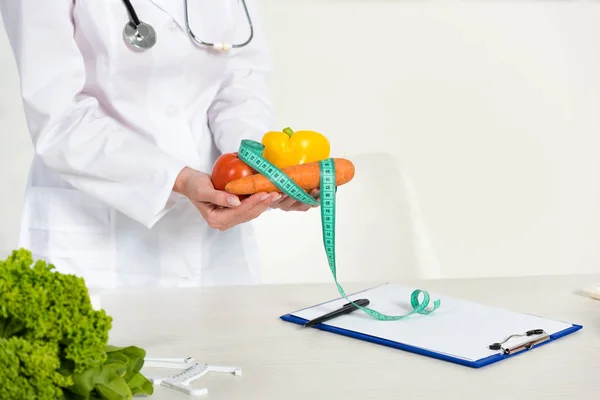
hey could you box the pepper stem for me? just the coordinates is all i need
[283,127,294,138]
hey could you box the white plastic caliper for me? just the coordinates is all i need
[143,357,242,396]
[582,284,600,300]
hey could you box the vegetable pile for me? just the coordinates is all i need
[0,249,153,400]
[211,126,355,195]
[224,158,355,195]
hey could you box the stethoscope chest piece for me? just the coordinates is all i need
[123,21,157,50]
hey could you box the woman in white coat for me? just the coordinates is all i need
[0,0,313,288]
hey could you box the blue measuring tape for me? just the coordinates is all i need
[237,139,440,320]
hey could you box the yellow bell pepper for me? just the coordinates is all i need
[261,127,331,169]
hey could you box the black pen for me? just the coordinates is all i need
[304,298,370,327]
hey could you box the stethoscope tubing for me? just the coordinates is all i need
[122,0,141,26]
[121,0,253,50]
[183,0,254,49]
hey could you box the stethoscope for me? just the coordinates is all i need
[121,0,254,51]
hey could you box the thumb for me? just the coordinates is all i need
[202,188,241,208]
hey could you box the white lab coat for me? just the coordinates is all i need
[0,0,274,288]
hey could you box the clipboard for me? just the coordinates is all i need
[280,283,583,368]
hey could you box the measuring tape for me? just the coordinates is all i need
[237,139,440,320]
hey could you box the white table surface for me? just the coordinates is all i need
[97,274,600,400]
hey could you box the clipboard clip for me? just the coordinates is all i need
[488,329,550,355]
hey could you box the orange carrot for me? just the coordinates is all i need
[224,158,355,195]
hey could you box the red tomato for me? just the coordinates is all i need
[210,152,256,191]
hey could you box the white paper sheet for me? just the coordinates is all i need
[290,283,576,362]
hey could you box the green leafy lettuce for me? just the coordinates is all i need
[0,249,154,399]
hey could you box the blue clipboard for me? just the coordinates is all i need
[279,284,583,368]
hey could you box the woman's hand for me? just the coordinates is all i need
[269,189,320,212]
[174,167,281,231]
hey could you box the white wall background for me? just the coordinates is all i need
[1,1,600,284]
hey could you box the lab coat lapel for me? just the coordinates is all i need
[147,0,187,31]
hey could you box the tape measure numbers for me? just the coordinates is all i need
[237,139,440,320]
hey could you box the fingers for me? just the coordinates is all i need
[198,186,321,230]
[271,194,297,210]
[187,172,242,208]
[200,192,281,231]
[203,189,242,208]
[288,202,313,212]
[187,170,282,230]
[270,189,321,212]
[230,192,280,226]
